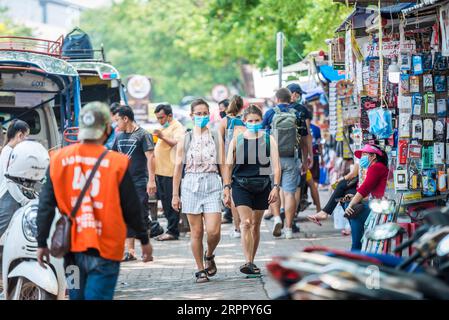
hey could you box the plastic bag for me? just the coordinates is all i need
[333,204,350,230]
[368,108,393,139]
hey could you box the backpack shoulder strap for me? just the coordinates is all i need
[210,129,222,174]
[265,133,271,157]
[273,106,281,114]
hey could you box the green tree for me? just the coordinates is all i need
[81,0,241,103]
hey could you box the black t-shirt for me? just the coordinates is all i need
[112,127,154,185]
[291,102,312,121]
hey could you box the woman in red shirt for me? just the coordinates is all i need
[344,144,389,251]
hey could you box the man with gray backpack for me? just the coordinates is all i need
[262,88,309,239]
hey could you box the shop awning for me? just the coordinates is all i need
[319,65,346,82]
[335,3,416,32]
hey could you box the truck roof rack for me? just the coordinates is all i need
[63,45,108,63]
[0,36,63,57]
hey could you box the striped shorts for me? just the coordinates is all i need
[181,172,223,214]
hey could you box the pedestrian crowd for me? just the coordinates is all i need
[0,83,388,300]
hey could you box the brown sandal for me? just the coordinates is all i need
[204,252,217,277]
[195,270,210,283]
[155,233,178,241]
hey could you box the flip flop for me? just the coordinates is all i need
[307,215,323,226]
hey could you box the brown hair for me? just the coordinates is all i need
[190,98,210,113]
[226,95,244,116]
[243,104,263,120]
[275,88,292,103]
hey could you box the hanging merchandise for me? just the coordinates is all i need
[412,55,424,75]
[423,74,434,92]
[423,53,433,71]
[435,119,446,142]
[408,143,422,158]
[422,145,434,169]
[423,118,434,141]
[409,161,422,190]
[435,75,447,92]
[437,99,447,117]
[400,52,411,71]
[412,95,423,115]
[400,73,410,94]
[394,168,408,191]
[412,119,423,140]
[398,110,411,138]
[434,142,445,164]
[368,108,393,139]
[424,93,435,114]
[438,170,447,192]
[398,140,409,165]
[422,169,437,197]
[410,76,421,93]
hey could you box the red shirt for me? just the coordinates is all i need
[357,162,389,199]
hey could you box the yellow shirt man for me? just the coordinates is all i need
[154,119,185,177]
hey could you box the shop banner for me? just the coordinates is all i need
[359,37,416,59]
[440,3,449,56]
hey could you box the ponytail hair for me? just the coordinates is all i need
[6,119,30,144]
[375,148,389,167]
[226,95,244,116]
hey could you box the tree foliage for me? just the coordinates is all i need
[81,0,351,103]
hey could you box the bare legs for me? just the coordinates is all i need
[125,238,136,257]
[283,192,296,229]
[187,213,221,271]
[237,206,264,263]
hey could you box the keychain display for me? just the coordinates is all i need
[410,76,421,93]
[438,170,447,192]
[434,142,445,164]
[412,95,422,115]
[422,169,437,196]
[394,168,408,191]
[412,119,423,140]
[422,145,434,169]
[412,55,424,75]
[423,74,434,92]
[400,52,411,71]
[423,118,434,141]
[437,99,447,117]
[425,93,435,114]
[435,119,446,142]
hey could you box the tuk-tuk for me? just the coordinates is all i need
[64,45,127,107]
[0,36,81,150]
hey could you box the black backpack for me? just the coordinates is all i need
[62,28,94,59]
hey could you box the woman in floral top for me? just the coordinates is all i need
[172,99,225,283]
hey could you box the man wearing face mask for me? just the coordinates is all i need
[344,144,389,251]
[153,104,185,241]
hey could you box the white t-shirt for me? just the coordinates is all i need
[0,145,13,187]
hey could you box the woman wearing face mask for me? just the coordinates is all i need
[172,99,225,283]
[344,144,389,251]
[0,120,30,184]
[223,105,281,275]
[0,119,30,237]
[218,95,246,239]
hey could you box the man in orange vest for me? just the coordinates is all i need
[36,102,153,300]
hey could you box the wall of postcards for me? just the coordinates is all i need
[395,47,449,197]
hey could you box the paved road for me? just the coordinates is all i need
[114,189,351,300]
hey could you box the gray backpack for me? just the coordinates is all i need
[271,106,300,157]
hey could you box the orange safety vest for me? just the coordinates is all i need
[49,143,129,261]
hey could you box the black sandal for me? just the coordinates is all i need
[204,252,217,277]
[195,270,210,283]
[240,262,260,275]
[250,263,261,275]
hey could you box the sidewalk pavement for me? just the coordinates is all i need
[114,188,351,300]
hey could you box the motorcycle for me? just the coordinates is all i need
[0,141,66,300]
[0,201,65,300]
[267,203,449,300]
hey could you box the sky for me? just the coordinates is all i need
[66,0,112,9]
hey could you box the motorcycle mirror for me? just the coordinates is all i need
[366,223,403,241]
[436,234,449,257]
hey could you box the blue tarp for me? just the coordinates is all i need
[319,65,346,82]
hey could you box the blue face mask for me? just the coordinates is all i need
[246,122,263,133]
[194,115,210,128]
[359,155,371,169]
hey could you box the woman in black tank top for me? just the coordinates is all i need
[222,105,281,276]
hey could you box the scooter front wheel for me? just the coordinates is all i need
[10,277,56,300]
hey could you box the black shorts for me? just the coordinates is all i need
[231,181,271,211]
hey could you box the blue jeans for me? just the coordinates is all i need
[68,253,120,300]
[342,202,371,251]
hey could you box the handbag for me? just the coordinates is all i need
[234,176,271,194]
[50,150,108,258]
